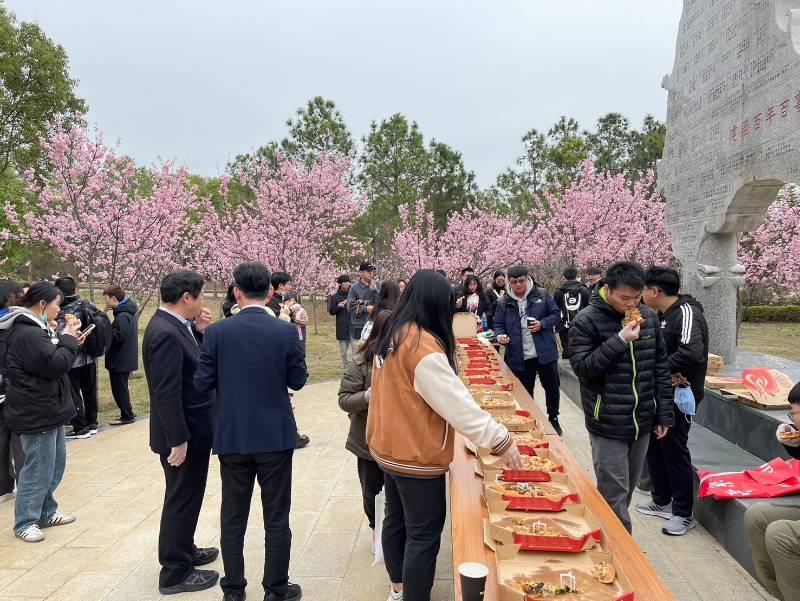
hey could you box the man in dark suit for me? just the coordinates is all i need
[195,262,308,601]
[143,271,219,595]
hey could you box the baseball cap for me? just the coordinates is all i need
[359,262,376,272]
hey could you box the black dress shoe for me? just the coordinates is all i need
[192,546,219,566]
[224,593,246,601]
[549,417,564,437]
[158,569,219,595]
[295,433,310,449]
[267,582,302,601]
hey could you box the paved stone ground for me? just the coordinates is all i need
[0,380,771,601]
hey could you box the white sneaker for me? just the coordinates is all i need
[387,587,403,601]
[16,524,44,543]
[40,511,76,528]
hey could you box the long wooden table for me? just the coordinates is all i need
[449,359,678,600]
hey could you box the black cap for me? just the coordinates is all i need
[359,262,375,272]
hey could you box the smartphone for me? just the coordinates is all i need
[79,323,96,337]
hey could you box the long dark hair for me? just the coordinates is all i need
[375,270,457,372]
[370,280,401,321]
[463,274,483,296]
[362,310,392,363]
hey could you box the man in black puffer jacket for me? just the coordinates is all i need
[103,285,139,426]
[568,261,673,533]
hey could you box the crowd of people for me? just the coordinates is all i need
[0,256,798,601]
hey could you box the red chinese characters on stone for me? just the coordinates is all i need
[767,106,776,124]
[741,119,750,137]
[780,99,790,118]
[754,113,762,129]
[729,126,738,143]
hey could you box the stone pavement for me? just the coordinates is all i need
[0,380,771,601]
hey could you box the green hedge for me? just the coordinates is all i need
[743,305,800,323]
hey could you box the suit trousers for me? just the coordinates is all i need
[158,449,211,588]
[69,363,98,429]
[108,371,135,421]
[219,450,293,598]
[0,406,23,496]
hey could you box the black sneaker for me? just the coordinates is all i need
[224,592,246,601]
[295,433,310,449]
[267,582,302,601]
[159,569,219,595]
[192,546,219,566]
[65,427,92,440]
[549,418,563,437]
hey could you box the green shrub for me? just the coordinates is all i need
[743,305,800,322]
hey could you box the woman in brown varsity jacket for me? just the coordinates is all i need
[367,270,522,601]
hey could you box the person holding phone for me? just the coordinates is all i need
[348,262,378,345]
[0,282,81,542]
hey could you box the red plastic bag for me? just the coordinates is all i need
[698,458,800,500]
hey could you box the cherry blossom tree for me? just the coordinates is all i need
[6,117,207,308]
[391,199,531,280]
[209,152,362,296]
[738,185,800,299]
[528,160,672,280]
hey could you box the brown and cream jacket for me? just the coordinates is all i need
[366,324,512,477]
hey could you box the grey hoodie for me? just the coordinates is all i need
[506,277,537,360]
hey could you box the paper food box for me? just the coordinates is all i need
[485,501,602,553]
[467,430,549,456]
[477,448,564,482]
[484,472,579,512]
[494,545,634,601]
[494,410,537,432]
[468,376,514,390]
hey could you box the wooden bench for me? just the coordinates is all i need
[449,359,678,600]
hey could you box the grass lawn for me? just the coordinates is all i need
[738,322,800,363]
[95,297,343,426]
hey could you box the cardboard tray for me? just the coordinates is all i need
[484,501,602,553]
[704,376,747,391]
[465,429,550,456]
[468,376,514,390]
[484,472,579,512]
[494,545,635,601]
[495,410,537,432]
[477,448,565,482]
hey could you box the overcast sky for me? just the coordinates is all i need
[8,0,682,187]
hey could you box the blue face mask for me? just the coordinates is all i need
[674,386,696,417]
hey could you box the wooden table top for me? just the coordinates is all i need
[449,357,678,601]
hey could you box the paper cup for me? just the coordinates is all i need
[459,562,489,601]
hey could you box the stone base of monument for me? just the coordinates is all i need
[558,358,800,582]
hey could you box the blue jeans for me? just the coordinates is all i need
[14,426,66,533]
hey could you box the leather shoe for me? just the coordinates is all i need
[224,593,246,601]
[267,582,302,601]
[295,433,310,449]
[159,569,219,595]
[192,545,219,566]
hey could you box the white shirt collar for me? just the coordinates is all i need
[159,306,190,325]
[238,305,270,313]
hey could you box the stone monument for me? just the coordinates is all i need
[660,0,800,361]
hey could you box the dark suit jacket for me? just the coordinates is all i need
[143,309,215,455]
[194,306,308,455]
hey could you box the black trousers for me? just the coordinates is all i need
[108,371,135,421]
[513,358,561,420]
[647,405,694,517]
[158,449,211,587]
[382,471,447,601]
[69,363,98,429]
[558,329,570,359]
[219,450,293,598]
[0,407,23,495]
[357,457,384,530]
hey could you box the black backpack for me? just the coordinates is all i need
[81,304,112,357]
[561,289,584,329]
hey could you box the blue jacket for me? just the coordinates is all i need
[493,282,561,371]
[194,306,308,455]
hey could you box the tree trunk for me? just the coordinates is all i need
[312,294,319,335]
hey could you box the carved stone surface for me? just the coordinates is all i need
[660,0,800,360]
